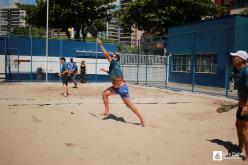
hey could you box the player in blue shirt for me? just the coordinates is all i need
[230,50,248,161]
[97,39,145,127]
[58,57,70,97]
[70,58,78,88]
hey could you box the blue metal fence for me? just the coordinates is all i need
[0,35,117,82]
[1,15,247,100]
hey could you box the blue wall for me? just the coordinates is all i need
[234,16,248,51]
[0,36,117,58]
[5,73,110,82]
[167,15,248,88]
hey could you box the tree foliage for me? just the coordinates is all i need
[17,0,116,40]
[12,27,45,37]
[118,0,227,34]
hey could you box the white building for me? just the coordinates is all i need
[106,17,119,42]
[106,0,143,46]
[0,7,26,35]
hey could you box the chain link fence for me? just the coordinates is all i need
[118,34,238,98]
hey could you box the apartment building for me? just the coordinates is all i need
[106,17,119,42]
[106,0,143,46]
[0,7,26,35]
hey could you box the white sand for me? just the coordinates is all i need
[0,82,243,165]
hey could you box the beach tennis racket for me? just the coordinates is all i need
[216,104,238,113]
[88,22,97,38]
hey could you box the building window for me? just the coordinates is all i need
[195,53,217,73]
[172,55,191,72]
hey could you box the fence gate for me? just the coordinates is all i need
[120,54,168,87]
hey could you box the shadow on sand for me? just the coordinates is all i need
[208,139,244,159]
[89,113,141,126]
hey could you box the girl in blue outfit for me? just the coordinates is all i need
[97,39,145,127]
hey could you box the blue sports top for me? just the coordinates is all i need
[238,66,248,103]
[61,62,70,75]
[109,60,123,80]
[68,62,75,71]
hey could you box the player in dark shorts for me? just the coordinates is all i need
[58,57,70,97]
[70,58,78,88]
[80,60,86,83]
[230,50,248,161]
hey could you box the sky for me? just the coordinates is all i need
[0,0,36,8]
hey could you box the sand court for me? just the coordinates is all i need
[0,82,243,165]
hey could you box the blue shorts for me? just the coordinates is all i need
[114,83,129,99]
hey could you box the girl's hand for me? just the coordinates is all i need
[97,38,102,46]
[241,105,248,116]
